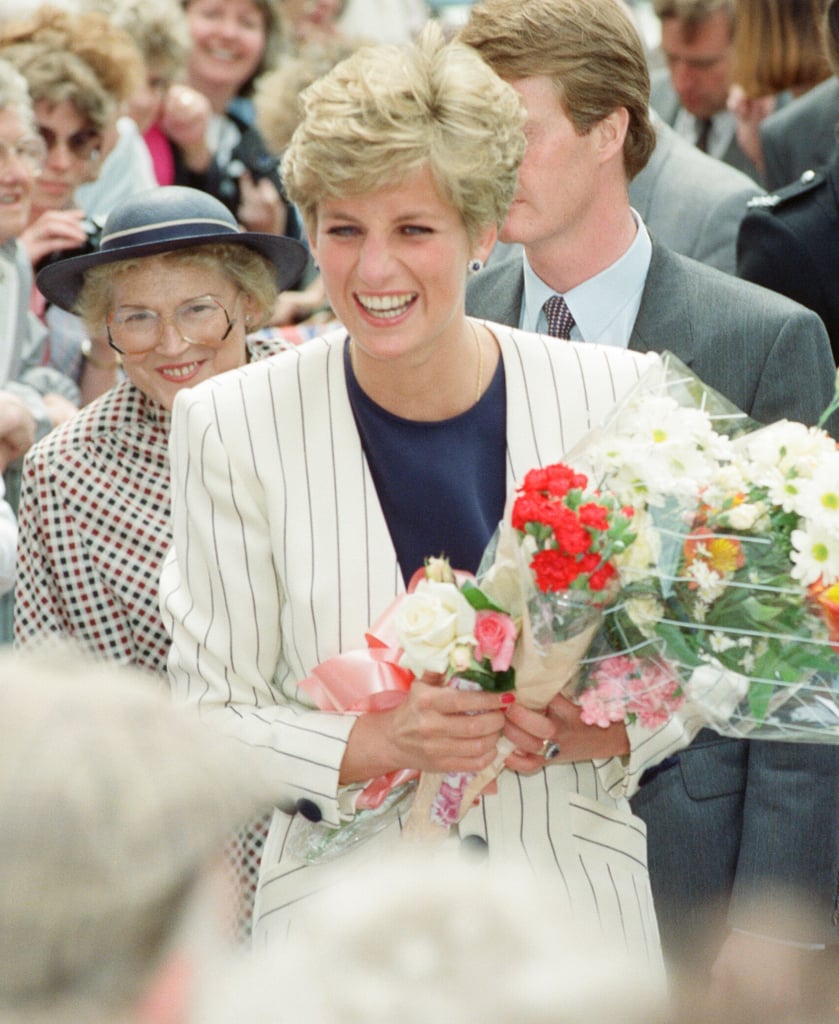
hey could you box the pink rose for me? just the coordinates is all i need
[473,611,517,671]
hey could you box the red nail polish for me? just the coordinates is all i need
[501,692,516,705]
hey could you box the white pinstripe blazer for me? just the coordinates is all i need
[161,323,672,954]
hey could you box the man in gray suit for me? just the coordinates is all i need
[459,1,839,1019]
[492,109,762,277]
[759,73,839,190]
[649,0,762,182]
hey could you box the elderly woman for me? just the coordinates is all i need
[160,25,664,957]
[14,185,306,672]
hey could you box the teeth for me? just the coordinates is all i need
[160,363,199,379]
[356,293,416,318]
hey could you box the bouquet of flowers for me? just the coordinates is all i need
[293,353,839,859]
[397,466,636,839]
[565,353,839,742]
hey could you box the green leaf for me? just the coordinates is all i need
[457,666,516,692]
[747,680,775,721]
[460,579,507,614]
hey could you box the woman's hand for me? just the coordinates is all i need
[20,209,88,266]
[0,391,36,470]
[503,692,630,773]
[237,170,287,235]
[727,83,776,179]
[340,678,511,785]
[160,84,212,172]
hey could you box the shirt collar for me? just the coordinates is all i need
[520,210,652,347]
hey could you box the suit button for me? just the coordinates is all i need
[460,834,488,860]
[296,798,322,822]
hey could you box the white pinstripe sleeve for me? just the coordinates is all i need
[160,367,356,828]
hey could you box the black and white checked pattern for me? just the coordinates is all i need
[14,335,292,943]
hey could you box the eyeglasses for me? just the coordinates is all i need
[37,125,102,163]
[106,293,242,356]
[0,135,47,172]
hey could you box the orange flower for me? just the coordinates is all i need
[810,579,839,646]
[683,527,746,576]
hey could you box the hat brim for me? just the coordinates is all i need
[36,229,309,313]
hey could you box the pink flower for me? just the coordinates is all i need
[625,663,684,729]
[431,772,471,826]
[473,611,517,671]
[578,669,628,727]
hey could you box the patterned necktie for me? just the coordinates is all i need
[542,294,575,340]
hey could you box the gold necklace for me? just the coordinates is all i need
[470,318,483,404]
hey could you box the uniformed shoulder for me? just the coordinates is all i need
[746,168,826,211]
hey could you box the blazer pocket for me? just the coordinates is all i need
[678,733,748,800]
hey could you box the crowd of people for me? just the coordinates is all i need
[1,0,838,1022]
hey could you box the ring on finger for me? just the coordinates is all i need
[540,738,561,761]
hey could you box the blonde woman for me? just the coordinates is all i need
[161,24,665,962]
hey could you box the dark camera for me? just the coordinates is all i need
[35,216,105,275]
[229,127,281,184]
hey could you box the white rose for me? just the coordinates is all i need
[396,580,477,677]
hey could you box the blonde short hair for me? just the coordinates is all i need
[281,21,526,244]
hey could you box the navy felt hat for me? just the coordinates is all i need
[36,185,309,312]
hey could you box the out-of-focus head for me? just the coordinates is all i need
[0,53,35,132]
[197,852,671,1024]
[83,0,191,133]
[182,0,283,99]
[0,6,144,209]
[277,0,348,50]
[0,57,43,243]
[253,36,361,154]
[281,20,526,246]
[651,0,735,118]
[458,0,655,182]
[0,646,278,1024]
[732,0,830,99]
[0,5,143,116]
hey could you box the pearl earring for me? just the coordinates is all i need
[468,258,484,274]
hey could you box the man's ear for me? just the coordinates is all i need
[596,107,630,164]
[134,954,193,1024]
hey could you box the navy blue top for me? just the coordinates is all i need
[345,339,507,585]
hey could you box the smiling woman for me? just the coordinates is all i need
[14,185,306,671]
[158,22,669,965]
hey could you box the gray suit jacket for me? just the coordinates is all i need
[650,67,763,183]
[631,116,763,275]
[759,77,839,190]
[465,245,839,955]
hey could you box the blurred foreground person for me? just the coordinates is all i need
[198,853,670,1024]
[0,646,278,1024]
